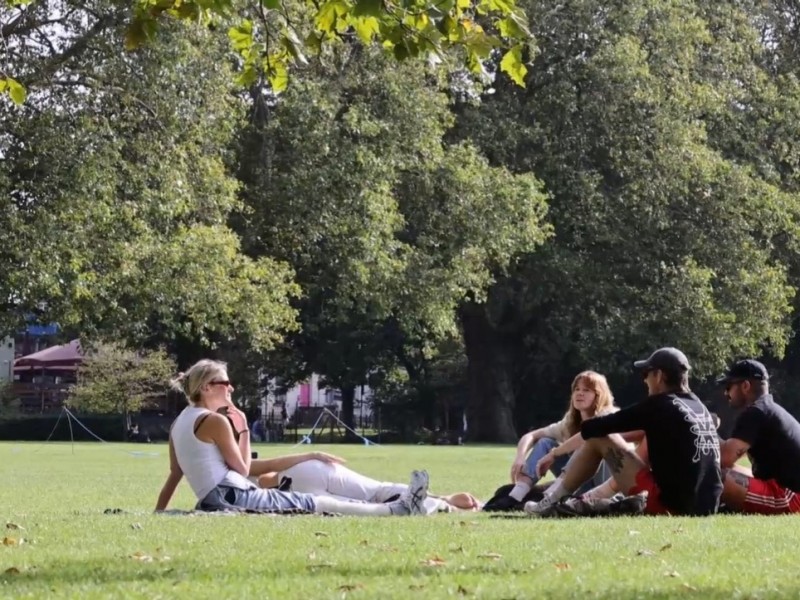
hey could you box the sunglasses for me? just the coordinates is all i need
[209,379,232,387]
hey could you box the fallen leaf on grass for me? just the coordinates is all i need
[130,523,143,530]
[636,549,655,557]
[4,567,20,575]
[664,571,681,578]
[421,557,447,567]
[660,543,673,552]
[478,552,503,560]
[409,584,426,591]
[554,563,571,571]
[458,585,470,595]
[338,584,363,592]
[314,531,329,537]
[2,537,22,546]
[129,552,153,562]
[308,551,317,560]
[5,523,24,531]
[628,530,641,536]
[359,540,369,546]
[681,583,698,592]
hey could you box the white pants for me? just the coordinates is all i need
[279,461,446,514]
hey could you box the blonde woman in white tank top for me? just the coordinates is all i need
[155,359,429,516]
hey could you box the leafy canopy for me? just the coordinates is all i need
[0,0,532,103]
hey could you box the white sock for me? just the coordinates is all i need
[541,478,569,506]
[509,482,532,502]
[313,495,392,517]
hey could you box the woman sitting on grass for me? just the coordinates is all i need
[491,371,622,510]
[155,359,428,516]
[252,458,482,513]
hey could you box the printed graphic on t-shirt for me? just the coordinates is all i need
[672,398,720,464]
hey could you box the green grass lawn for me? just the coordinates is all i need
[0,441,798,599]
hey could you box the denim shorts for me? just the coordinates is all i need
[197,485,317,514]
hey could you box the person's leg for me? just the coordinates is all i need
[325,463,384,501]
[509,437,559,502]
[314,470,429,516]
[722,468,800,514]
[720,468,752,511]
[526,434,647,516]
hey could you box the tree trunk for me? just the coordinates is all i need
[460,302,518,442]
[340,384,358,442]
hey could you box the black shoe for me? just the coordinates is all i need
[483,494,524,512]
[278,476,293,491]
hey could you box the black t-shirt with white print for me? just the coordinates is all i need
[581,392,722,516]
[730,394,800,492]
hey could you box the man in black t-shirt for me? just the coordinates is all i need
[525,347,722,517]
[718,359,800,514]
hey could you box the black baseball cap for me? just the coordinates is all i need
[716,359,769,385]
[633,347,691,373]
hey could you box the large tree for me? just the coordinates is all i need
[1,6,299,351]
[452,0,800,439]
[235,48,549,433]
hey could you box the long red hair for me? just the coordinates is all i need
[563,371,615,436]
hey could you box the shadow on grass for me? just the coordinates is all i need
[4,558,798,600]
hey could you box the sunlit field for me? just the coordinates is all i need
[1,441,798,599]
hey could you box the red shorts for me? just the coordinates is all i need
[743,478,800,514]
[628,469,669,515]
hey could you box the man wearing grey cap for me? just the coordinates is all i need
[525,347,722,517]
[718,359,800,514]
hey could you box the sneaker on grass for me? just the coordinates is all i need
[390,470,430,515]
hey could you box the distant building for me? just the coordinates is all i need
[262,374,374,427]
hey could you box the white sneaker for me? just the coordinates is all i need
[399,470,429,515]
[524,496,556,517]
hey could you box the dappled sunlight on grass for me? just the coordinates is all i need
[1,442,799,598]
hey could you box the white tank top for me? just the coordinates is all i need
[171,406,254,500]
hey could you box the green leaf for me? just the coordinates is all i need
[486,0,514,13]
[403,13,429,30]
[282,29,308,65]
[352,16,381,44]
[437,15,458,37]
[0,79,7,93]
[464,32,500,59]
[315,0,348,34]
[352,0,381,17]
[260,0,281,9]
[234,65,259,87]
[500,44,527,87]
[228,20,253,53]
[265,58,289,93]
[125,19,147,51]
[496,17,524,39]
[508,9,531,38]
[7,78,27,105]
[305,31,324,54]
